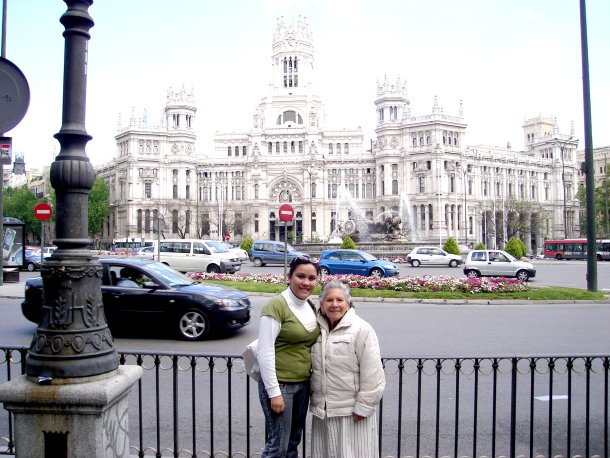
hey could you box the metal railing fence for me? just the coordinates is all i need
[1,346,608,457]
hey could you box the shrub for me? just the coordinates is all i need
[443,237,460,255]
[240,236,254,255]
[505,237,526,258]
[341,236,357,249]
[474,242,486,250]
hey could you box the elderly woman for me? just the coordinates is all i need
[309,280,386,457]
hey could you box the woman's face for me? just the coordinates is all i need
[287,263,318,300]
[320,287,350,327]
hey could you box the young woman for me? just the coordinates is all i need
[310,280,386,457]
[257,256,321,457]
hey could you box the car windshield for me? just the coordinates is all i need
[361,252,377,261]
[144,262,195,287]
[206,241,229,253]
[503,252,517,261]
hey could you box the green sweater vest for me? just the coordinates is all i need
[261,295,320,382]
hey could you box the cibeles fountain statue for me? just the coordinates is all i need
[329,188,418,243]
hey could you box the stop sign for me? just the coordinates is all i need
[34,202,53,221]
[278,204,294,222]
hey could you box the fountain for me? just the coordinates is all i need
[329,188,419,243]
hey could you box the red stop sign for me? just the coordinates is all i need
[34,202,53,221]
[279,204,294,222]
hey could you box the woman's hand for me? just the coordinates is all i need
[353,413,365,422]
[270,395,285,414]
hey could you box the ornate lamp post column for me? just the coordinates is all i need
[456,163,469,247]
[25,0,118,378]
[305,162,318,242]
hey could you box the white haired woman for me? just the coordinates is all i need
[309,279,386,457]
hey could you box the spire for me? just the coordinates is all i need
[459,99,464,117]
[432,95,440,115]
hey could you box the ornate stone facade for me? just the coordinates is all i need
[96,17,580,253]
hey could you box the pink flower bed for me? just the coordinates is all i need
[186,272,530,294]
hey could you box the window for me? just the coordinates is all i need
[172,209,179,233]
[185,210,190,234]
[173,169,178,177]
[268,142,272,153]
[185,185,190,199]
[336,143,341,154]
[137,209,142,233]
[235,146,239,157]
[329,143,333,154]
[419,177,425,193]
[228,146,232,156]
[392,180,398,195]
[344,143,349,154]
[173,184,178,199]
[242,146,247,156]
[144,182,152,199]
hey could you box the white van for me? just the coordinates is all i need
[158,239,241,274]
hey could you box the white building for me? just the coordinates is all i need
[96,17,580,254]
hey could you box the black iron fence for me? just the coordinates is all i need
[1,346,608,457]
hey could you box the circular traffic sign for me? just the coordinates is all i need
[278,204,294,222]
[34,203,53,221]
[0,57,30,133]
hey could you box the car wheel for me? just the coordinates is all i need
[411,259,421,267]
[253,258,263,267]
[370,268,383,277]
[597,254,602,262]
[207,264,221,274]
[27,262,36,272]
[466,270,480,279]
[320,266,330,276]
[516,270,530,281]
[449,260,458,268]
[177,309,210,341]
[555,253,563,260]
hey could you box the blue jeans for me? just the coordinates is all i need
[258,379,310,458]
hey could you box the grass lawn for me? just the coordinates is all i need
[200,280,607,301]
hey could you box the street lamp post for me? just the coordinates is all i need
[25,0,118,378]
[557,136,574,239]
[305,163,318,243]
[456,163,469,247]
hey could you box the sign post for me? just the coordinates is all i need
[279,204,295,278]
[34,203,53,264]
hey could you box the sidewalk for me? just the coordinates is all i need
[0,276,25,299]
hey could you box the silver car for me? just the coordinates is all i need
[407,246,464,267]
[463,249,536,281]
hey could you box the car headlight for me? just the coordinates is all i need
[216,298,245,310]
[382,264,397,269]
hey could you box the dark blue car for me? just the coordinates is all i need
[318,249,400,277]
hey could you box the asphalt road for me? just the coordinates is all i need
[3,294,610,357]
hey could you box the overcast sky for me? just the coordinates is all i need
[5,0,610,168]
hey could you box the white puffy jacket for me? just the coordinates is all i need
[309,308,386,419]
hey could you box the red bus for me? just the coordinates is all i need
[543,238,610,261]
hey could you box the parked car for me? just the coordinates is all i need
[41,246,57,259]
[463,249,536,281]
[407,246,464,267]
[318,249,400,277]
[221,242,249,262]
[23,249,43,271]
[21,258,251,341]
[135,245,156,260]
[158,239,241,273]
[250,240,309,267]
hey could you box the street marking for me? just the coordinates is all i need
[535,395,569,401]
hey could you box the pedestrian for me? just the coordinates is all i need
[310,279,386,458]
[257,256,321,457]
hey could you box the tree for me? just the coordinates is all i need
[340,236,356,249]
[443,237,460,255]
[240,236,253,255]
[474,242,486,250]
[3,185,45,242]
[88,178,110,238]
[505,237,526,259]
